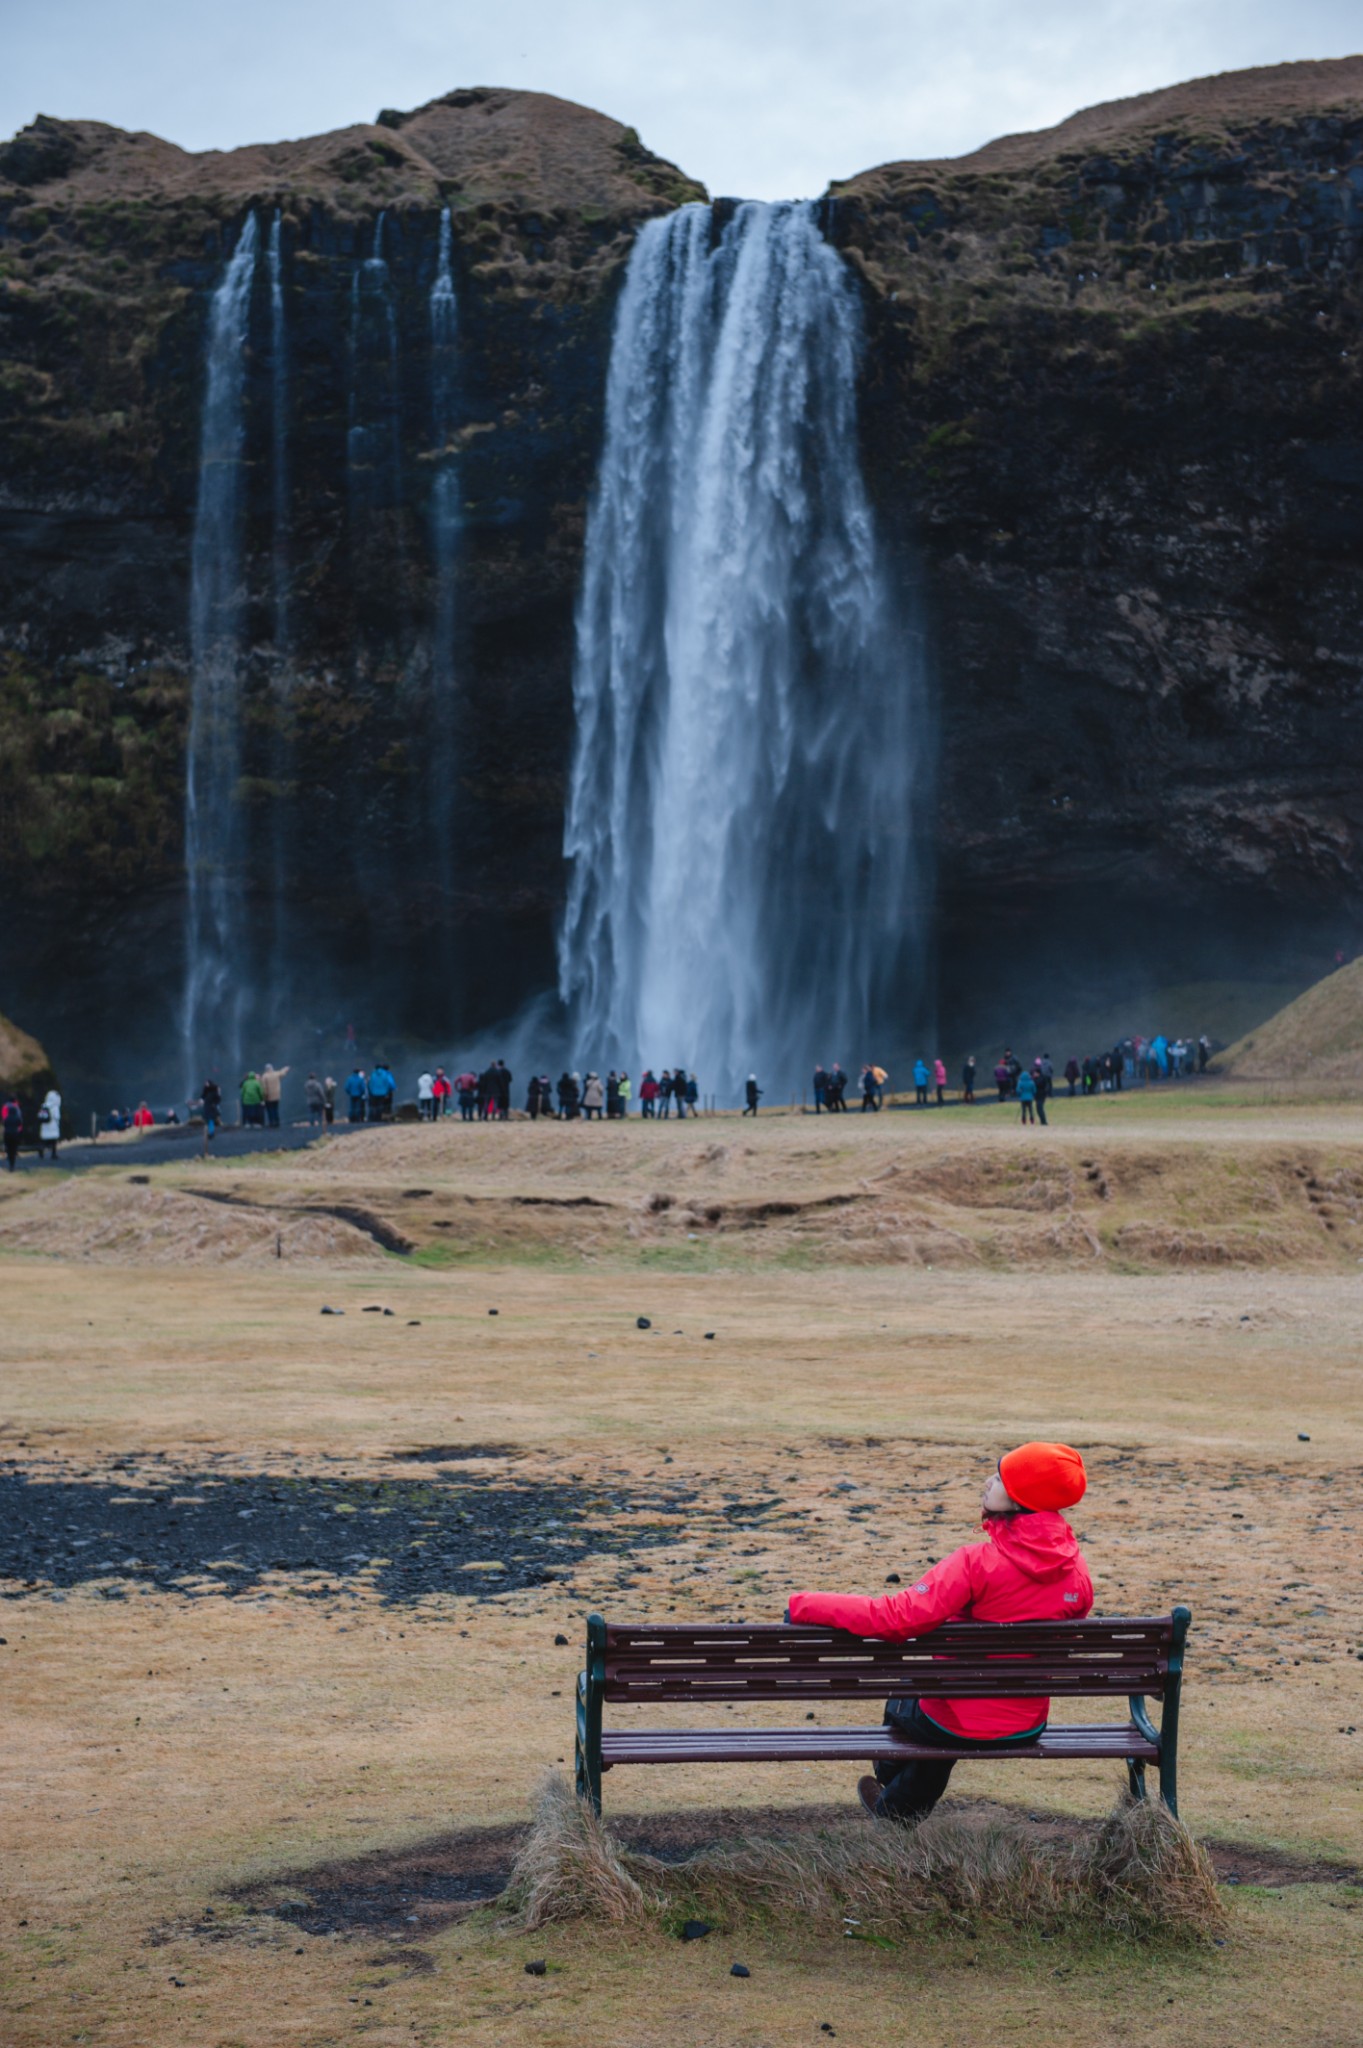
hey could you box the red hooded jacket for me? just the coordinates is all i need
[788,1510,1093,1740]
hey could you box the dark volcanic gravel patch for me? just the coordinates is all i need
[0,1459,696,1603]
[222,1799,1362,1942]
[397,1444,527,1463]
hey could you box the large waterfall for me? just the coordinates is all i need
[428,206,460,893]
[558,201,921,1100]
[182,212,259,1091]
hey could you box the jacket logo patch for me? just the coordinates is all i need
[1063,1593,1078,1601]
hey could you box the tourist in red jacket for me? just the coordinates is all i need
[788,1441,1092,1822]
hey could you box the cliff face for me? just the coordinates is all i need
[0,90,704,1088]
[2,64,1362,1093]
[833,57,1363,1016]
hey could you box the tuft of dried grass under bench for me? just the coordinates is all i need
[503,1773,1227,1945]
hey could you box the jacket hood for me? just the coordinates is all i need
[984,1509,1081,1580]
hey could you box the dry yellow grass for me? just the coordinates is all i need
[1222,958,1363,1082]
[0,1007,53,1096]
[10,1086,1363,1272]
[508,1770,1228,1942]
[2,1096,1362,2045]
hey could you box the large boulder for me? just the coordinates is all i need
[0,1010,57,1130]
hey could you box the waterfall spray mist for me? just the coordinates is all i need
[559,201,923,1101]
[182,212,259,1092]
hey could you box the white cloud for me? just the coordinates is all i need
[4,0,1359,200]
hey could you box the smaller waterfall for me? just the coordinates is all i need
[346,210,406,681]
[428,207,460,896]
[267,209,289,653]
[347,212,402,519]
[183,212,260,1092]
[266,209,292,1033]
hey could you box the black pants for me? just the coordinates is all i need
[872,1698,1044,1820]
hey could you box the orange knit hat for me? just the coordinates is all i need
[999,1441,1086,1512]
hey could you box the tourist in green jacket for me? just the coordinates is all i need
[240,1071,265,1128]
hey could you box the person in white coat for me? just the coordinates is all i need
[37,1087,62,1162]
[417,1071,436,1122]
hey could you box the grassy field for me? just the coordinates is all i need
[2,1093,1361,2045]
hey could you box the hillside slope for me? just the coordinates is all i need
[1221,958,1363,1078]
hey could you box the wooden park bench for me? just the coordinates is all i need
[576,1608,1190,1817]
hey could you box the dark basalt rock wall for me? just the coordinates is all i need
[2,63,1362,1097]
[831,58,1363,1025]
[0,91,703,1093]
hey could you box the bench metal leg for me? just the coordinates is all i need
[1157,1605,1190,1822]
[574,1613,607,1815]
[1126,1758,1148,1804]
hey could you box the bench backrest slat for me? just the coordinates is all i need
[601,1618,1173,1703]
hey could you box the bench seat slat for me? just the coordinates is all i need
[599,1723,1161,1767]
[604,1668,1167,1701]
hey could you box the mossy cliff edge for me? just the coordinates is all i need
[1,65,1361,1086]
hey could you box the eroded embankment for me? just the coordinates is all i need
[4,1119,1363,1270]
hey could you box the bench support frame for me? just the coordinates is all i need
[574,1606,1191,1821]
[575,1612,607,1812]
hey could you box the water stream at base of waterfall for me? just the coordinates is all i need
[182,212,259,1094]
[558,201,924,1102]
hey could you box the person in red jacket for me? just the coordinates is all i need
[788,1441,1092,1823]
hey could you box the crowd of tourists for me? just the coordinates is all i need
[182,1058,707,1130]
[369,1062,705,1121]
[155,1026,1217,1144]
[3,1016,1220,1165]
[811,1064,889,1110]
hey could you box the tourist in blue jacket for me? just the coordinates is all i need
[367,1063,396,1120]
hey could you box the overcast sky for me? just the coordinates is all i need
[5,1,1360,200]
